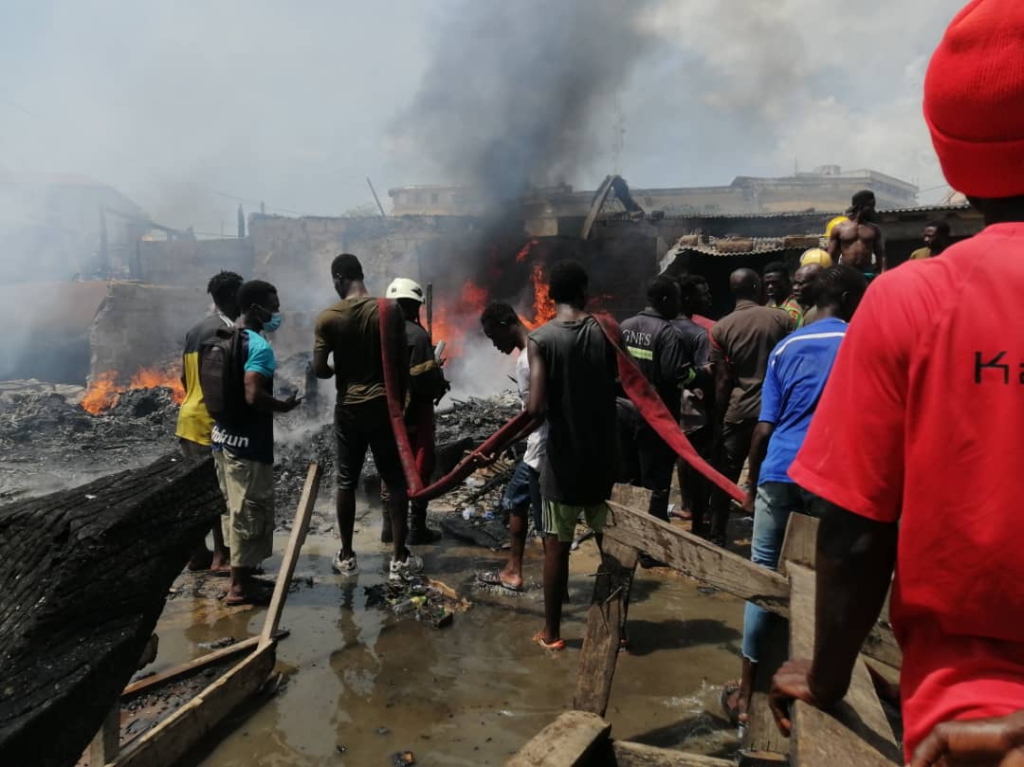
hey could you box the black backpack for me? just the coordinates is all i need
[199,327,246,425]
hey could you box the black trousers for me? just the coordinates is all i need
[635,422,677,521]
[707,418,758,545]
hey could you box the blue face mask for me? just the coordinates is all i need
[263,311,283,332]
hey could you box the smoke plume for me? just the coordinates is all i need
[391,0,661,200]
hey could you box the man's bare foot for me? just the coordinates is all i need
[498,565,523,591]
[532,629,565,651]
[210,549,231,573]
[187,549,214,571]
[721,681,749,726]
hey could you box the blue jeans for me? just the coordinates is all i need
[741,482,815,663]
[501,461,543,534]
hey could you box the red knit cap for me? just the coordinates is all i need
[925,0,1024,198]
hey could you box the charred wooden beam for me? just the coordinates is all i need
[0,454,221,767]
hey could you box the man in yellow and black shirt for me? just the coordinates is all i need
[175,270,243,571]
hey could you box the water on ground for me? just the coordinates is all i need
[147,496,745,767]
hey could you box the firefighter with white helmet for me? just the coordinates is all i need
[381,277,449,545]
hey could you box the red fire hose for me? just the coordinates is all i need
[593,313,745,503]
[378,299,743,504]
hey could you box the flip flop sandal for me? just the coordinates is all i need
[475,570,524,592]
[720,681,742,726]
[532,631,566,651]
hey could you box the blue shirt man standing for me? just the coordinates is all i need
[722,265,867,726]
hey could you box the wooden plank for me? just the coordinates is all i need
[108,643,276,767]
[778,512,818,577]
[259,462,322,649]
[611,484,654,514]
[605,499,901,669]
[573,538,638,716]
[613,740,734,766]
[605,500,791,616]
[122,630,288,699]
[744,511,816,759]
[787,565,901,767]
[742,617,790,758]
[506,711,611,767]
[88,708,120,765]
[737,751,789,767]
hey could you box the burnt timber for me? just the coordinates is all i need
[0,454,222,767]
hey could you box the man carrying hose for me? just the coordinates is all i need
[314,254,423,582]
[378,277,449,546]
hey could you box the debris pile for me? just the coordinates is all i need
[364,575,470,629]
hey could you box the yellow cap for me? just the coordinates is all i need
[800,248,834,268]
[825,215,849,238]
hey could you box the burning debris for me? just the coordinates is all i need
[80,366,185,415]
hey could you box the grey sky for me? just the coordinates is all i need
[0,0,965,231]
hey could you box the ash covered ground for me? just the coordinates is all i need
[0,382,521,531]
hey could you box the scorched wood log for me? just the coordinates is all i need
[0,454,222,767]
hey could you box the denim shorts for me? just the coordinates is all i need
[501,461,542,533]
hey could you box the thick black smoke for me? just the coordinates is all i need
[394,0,660,199]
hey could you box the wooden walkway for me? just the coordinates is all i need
[508,485,902,767]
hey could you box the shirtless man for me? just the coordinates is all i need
[828,190,887,277]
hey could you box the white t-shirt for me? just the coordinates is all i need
[515,349,547,470]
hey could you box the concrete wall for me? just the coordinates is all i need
[88,282,315,385]
[89,283,209,383]
[248,213,512,311]
[137,237,252,286]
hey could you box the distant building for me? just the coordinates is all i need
[0,172,148,283]
[388,166,918,219]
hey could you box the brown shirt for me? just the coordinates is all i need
[314,296,395,406]
[710,300,795,423]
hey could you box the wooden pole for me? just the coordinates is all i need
[426,282,434,342]
[259,462,322,649]
[366,177,387,218]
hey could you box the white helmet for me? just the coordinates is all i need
[386,277,425,303]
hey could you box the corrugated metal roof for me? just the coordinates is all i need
[601,202,974,222]
[665,235,806,258]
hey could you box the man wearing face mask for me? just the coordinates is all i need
[211,279,301,606]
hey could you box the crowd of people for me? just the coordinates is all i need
[169,2,1024,763]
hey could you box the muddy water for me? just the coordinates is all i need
[150,497,744,767]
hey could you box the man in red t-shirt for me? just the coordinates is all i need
[769,2,1024,764]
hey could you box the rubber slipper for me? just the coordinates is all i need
[532,631,565,651]
[476,570,523,592]
[720,681,742,726]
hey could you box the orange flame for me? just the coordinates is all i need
[81,366,185,415]
[431,280,490,359]
[522,262,556,330]
[516,239,540,263]
[80,371,119,414]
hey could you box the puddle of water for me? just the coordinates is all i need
[147,495,743,767]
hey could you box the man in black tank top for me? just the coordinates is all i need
[526,260,619,650]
